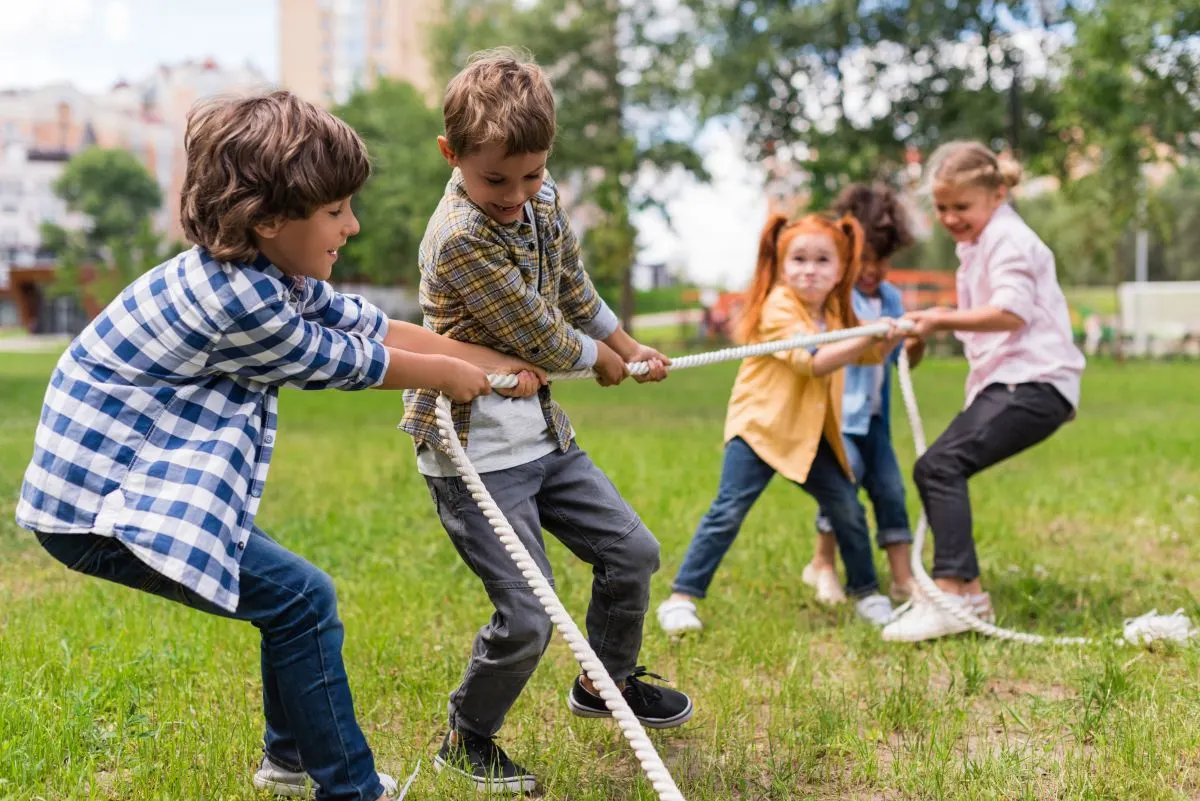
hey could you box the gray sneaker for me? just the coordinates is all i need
[252,756,398,799]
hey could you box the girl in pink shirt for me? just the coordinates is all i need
[883,141,1085,643]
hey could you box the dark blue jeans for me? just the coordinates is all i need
[815,414,913,548]
[36,528,386,801]
[671,436,879,599]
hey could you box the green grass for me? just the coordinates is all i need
[2,352,1199,799]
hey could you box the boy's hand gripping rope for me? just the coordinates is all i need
[433,321,903,801]
[893,348,1196,646]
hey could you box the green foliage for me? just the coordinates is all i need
[42,148,169,311]
[332,79,448,285]
[46,221,180,311]
[1053,0,1200,281]
[52,148,162,247]
[640,1,1079,207]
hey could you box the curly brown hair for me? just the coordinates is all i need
[442,47,556,156]
[180,90,370,263]
[832,183,915,262]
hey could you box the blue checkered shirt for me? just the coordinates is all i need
[15,247,390,612]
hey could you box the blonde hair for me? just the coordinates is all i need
[926,140,1023,193]
[442,47,556,156]
[736,213,863,344]
[180,91,370,263]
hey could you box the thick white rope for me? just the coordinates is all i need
[433,321,907,801]
[488,321,907,388]
[894,348,1196,646]
[434,394,685,801]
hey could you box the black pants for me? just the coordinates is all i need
[913,382,1073,581]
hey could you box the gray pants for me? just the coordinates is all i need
[425,442,661,739]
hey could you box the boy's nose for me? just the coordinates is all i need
[345,211,361,237]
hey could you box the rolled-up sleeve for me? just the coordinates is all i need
[206,296,389,390]
[759,289,815,377]
[985,240,1036,324]
[298,279,390,342]
[436,231,587,371]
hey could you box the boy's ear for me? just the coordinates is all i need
[437,136,458,166]
[253,218,285,241]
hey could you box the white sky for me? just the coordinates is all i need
[0,0,776,290]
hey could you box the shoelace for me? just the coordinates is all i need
[456,731,512,770]
[624,666,668,705]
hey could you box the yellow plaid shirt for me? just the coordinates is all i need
[400,169,609,451]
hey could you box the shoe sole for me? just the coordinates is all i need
[567,693,695,729]
[252,775,314,798]
[432,755,537,794]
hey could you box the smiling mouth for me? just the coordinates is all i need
[493,203,522,214]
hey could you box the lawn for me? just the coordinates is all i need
[1,352,1198,800]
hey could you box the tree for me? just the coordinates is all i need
[638,0,1079,209]
[49,220,180,311]
[50,147,162,246]
[42,147,168,312]
[333,79,448,286]
[429,0,705,328]
[1053,0,1200,283]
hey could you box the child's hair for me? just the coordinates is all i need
[736,213,864,343]
[180,90,370,263]
[925,140,1023,193]
[832,183,915,262]
[442,47,556,157]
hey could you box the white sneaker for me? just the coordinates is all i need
[253,756,398,799]
[657,598,703,636]
[882,594,976,642]
[802,563,847,605]
[969,592,995,623]
[855,593,895,626]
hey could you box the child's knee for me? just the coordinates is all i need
[913,448,953,488]
[500,596,555,660]
[611,525,661,578]
[302,569,339,619]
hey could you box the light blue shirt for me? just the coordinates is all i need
[841,282,905,436]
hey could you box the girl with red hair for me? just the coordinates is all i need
[657,212,906,636]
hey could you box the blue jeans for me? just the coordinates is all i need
[671,436,879,599]
[36,528,386,801]
[815,414,913,548]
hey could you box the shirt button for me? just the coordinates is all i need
[250,487,262,498]
[527,241,536,251]
[264,433,275,445]
[237,541,246,550]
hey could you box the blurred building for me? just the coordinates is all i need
[279,0,439,108]
[0,61,270,333]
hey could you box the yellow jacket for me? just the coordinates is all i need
[723,285,881,484]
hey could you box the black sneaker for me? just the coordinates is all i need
[433,729,537,794]
[567,666,694,729]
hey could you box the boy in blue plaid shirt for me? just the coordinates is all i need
[15,90,543,801]
[399,49,693,794]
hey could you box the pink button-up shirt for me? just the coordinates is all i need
[954,203,1085,411]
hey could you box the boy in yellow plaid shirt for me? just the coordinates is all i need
[400,48,694,793]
